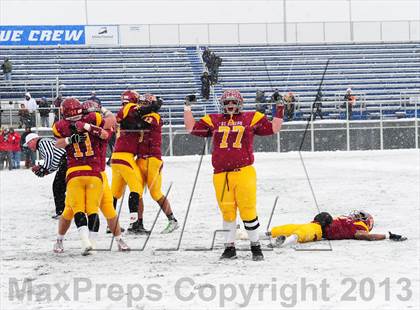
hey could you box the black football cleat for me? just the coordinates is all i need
[220,246,237,260]
[127,221,150,235]
[251,243,264,261]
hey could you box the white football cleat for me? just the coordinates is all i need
[161,219,179,234]
[53,239,64,253]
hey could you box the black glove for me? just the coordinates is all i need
[69,133,86,144]
[389,231,407,241]
[185,95,197,106]
[136,105,154,117]
[32,165,49,177]
[69,124,78,134]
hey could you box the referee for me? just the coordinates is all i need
[23,133,67,218]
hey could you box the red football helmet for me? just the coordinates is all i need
[219,89,244,115]
[82,100,101,114]
[121,90,140,105]
[349,210,374,231]
[61,97,83,121]
[139,93,157,106]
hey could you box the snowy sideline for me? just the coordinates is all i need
[1,149,419,310]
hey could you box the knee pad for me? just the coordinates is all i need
[128,192,140,213]
[88,213,100,232]
[74,212,87,228]
[243,217,260,231]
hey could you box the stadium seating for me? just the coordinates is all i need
[0,42,419,125]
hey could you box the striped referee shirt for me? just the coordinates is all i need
[36,138,66,173]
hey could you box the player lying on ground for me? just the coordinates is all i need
[184,90,284,261]
[259,211,407,247]
[53,100,130,253]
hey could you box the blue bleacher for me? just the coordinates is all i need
[0,41,419,124]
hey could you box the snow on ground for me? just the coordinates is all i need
[1,149,419,310]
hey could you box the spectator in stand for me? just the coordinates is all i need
[0,128,12,170]
[23,92,38,127]
[202,47,212,68]
[255,90,268,114]
[200,71,211,100]
[20,126,36,168]
[88,91,102,105]
[313,91,323,120]
[343,88,356,120]
[209,54,222,85]
[38,97,51,127]
[283,91,296,121]
[1,57,12,83]
[53,94,63,122]
[18,103,31,129]
[8,128,21,169]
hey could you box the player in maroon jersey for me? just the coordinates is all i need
[110,90,161,233]
[263,211,406,248]
[53,97,109,255]
[136,93,178,234]
[184,90,284,261]
[53,101,130,253]
[110,90,145,233]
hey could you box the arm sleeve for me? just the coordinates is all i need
[252,113,274,136]
[191,116,213,137]
[38,140,54,171]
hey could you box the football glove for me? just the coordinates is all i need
[389,231,407,241]
[185,94,197,107]
[68,133,87,144]
[32,165,49,177]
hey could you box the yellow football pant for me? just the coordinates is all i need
[63,172,117,221]
[65,176,103,216]
[271,223,322,243]
[136,157,164,201]
[213,165,257,222]
[111,152,143,198]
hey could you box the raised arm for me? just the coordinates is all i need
[183,95,197,133]
[271,103,285,134]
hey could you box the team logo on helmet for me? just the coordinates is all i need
[121,90,140,105]
[61,97,83,121]
[219,89,244,115]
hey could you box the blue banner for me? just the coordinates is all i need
[0,25,85,46]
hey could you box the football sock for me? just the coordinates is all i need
[223,220,236,245]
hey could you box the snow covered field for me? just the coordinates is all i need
[1,149,419,310]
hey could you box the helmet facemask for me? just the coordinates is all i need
[221,98,242,115]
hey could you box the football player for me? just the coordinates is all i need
[110,90,145,233]
[135,94,178,234]
[53,97,108,255]
[53,100,130,253]
[184,90,284,261]
[111,90,159,233]
[263,211,406,247]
